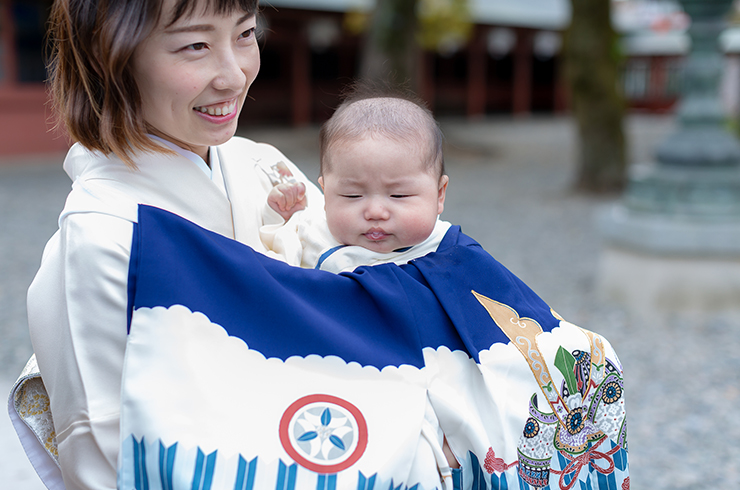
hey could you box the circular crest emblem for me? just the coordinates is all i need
[279,394,368,473]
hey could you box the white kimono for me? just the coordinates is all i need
[12,136,328,490]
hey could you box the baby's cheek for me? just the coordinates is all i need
[408,214,437,242]
[325,209,352,243]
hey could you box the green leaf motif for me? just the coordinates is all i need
[554,346,578,396]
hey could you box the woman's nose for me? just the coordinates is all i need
[213,49,248,91]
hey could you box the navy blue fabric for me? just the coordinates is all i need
[128,205,558,369]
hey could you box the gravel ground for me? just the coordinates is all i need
[1,114,738,488]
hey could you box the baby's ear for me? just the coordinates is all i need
[437,175,449,214]
[318,176,325,191]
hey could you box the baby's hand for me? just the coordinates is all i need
[267,182,307,221]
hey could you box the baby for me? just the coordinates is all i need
[268,86,451,272]
[267,84,461,473]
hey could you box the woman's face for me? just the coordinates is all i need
[131,0,260,160]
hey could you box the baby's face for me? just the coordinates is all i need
[319,136,447,254]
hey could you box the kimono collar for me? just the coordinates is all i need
[61,141,235,239]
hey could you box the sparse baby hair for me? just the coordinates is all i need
[319,81,445,179]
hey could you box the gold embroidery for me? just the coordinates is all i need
[550,309,565,321]
[578,328,606,388]
[18,392,51,417]
[472,290,567,421]
[13,356,60,466]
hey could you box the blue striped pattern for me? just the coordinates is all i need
[159,442,178,490]
[579,476,593,490]
[357,472,376,490]
[468,452,487,490]
[490,470,508,490]
[133,436,150,490]
[125,437,470,490]
[275,460,298,490]
[596,469,617,490]
[234,456,259,490]
[191,449,218,490]
[316,474,337,490]
[450,468,463,490]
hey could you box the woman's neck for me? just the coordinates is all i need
[148,128,210,167]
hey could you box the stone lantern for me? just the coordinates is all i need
[598,0,740,315]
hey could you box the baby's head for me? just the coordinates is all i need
[318,85,448,253]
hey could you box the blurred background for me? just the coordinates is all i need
[0,0,727,154]
[2,0,740,488]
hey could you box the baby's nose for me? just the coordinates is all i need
[364,199,390,220]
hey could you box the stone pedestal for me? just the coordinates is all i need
[599,247,740,316]
[598,0,740,318]
[598,203,740,317]
[598,160,740,317]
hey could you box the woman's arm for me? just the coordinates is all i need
[28,212,133,490]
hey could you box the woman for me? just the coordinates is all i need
[13,0,326,488]
[12,2,629,489]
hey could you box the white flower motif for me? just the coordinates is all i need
[293,406,354,461]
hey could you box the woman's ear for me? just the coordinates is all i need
[437,175,449,215]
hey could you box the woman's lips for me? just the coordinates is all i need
[193,101,239,124]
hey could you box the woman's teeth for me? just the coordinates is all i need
[195,102,236,116]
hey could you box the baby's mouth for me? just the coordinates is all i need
[364,230,389,241]
[194,101,236,116]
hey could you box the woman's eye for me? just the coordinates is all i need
[239,28,256,40]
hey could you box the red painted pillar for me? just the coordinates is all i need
[512,28,533,115]
[553,56,570,113]
[0,0,18,86]
[418,50,436,112]
[466,26,487,119]
[291,26,311,126]
[650,56,667,101]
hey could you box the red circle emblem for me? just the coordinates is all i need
[279,394,368,473]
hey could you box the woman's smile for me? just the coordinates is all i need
[194,99,238,117]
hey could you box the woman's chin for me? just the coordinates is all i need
[207,121,241,146]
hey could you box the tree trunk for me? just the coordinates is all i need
[563,0,627,192]
[360,0,420,90]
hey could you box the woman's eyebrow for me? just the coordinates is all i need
[165,24,215,34]
[164,14,254,34]
[236,13,255,26]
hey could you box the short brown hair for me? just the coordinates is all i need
[48,0,259,166]
[319,82,445,178]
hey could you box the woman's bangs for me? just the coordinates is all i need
[168,0,259,26]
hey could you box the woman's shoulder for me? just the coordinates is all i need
[61,176,141,225]
[218,136,280,153]
[218,135,287,160]
[60,211,135,255]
